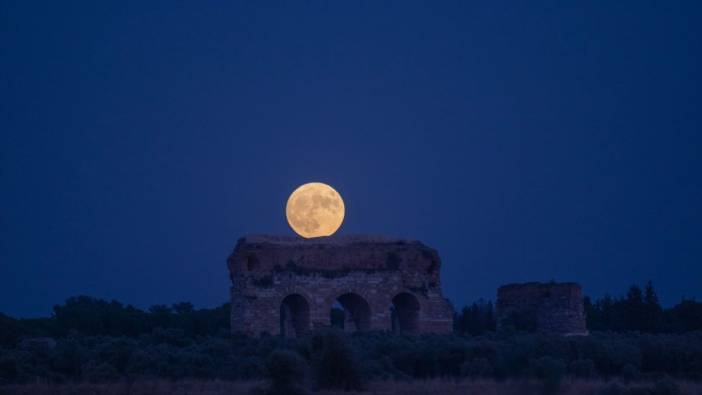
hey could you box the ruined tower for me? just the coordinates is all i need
[496,282,588,336]
[227,235,454,337]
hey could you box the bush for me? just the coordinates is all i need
[651,378,681,395]
[308,330,363,391]
[622,363,640,382]
[461,357,494,377]
[0,355,19,381]
[598,379,682,395]
[436,343,468,376]
[81,360,119,382]
[530,356,566,395]
[530,356,566,381]
[50,338,86,379]
[599,382,626,395]
[261,350,309,395]
[569,358,595,378]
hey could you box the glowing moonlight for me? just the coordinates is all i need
[286,182,345,238]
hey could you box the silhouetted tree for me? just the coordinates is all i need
[0,313,22,346]
[666,299,702,332]
[584,282,684,333]
[643,281,663,332]
[172,302,194,315]
[52,296,146,337]
[623,285,646,331]
[454,299,496,336]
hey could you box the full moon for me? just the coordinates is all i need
[286,182,345,238]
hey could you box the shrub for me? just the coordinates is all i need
[621,363,640,382]
[569,358,596,378]
[436,343,468,377]
[0,355,19,381]
[599,383,626,395]
[530,356,566,380]
[261,350,309,395]
[461,357,494,377]
[598,379,682,395]
[651,377,681,395]
[50,338,86,379]
[530,356,566,395]
[81,360,119,382]
[309,330,363,391]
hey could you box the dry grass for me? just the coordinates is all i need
[1,379,701,395]
[0,380,261,395]
[324,379,702,395]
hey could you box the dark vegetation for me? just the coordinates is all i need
[0,283,700,388]
[584,282,702,333]
[254,350,309,395]
[0,297,231,341]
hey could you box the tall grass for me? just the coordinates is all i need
[1,379,701,395]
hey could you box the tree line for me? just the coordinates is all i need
[584,282,702,333]
[0,296,231,346]
[1,282,701,344]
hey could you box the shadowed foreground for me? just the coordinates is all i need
[1,379,702,395]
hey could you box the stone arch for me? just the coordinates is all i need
[280,294,310,338]
[331,292,372,332]
[391,292,421,334]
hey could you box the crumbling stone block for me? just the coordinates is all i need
[496,282,588,336]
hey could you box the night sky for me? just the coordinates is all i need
[2,2,701,317]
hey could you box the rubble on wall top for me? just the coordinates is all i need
[239,234,419,246]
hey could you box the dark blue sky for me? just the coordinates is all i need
[2,2,701,317]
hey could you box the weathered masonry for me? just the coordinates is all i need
[496,282,588,336]
[227,235,454,337]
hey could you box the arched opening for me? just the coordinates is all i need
[329,293,371,332]
[330,300,345,329]
[280,294,310,338]
[391,292,420,334]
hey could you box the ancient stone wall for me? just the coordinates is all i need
[496,282,588,336]
[227,235,453,337]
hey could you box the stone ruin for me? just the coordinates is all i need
[227,235,454,337]
[496,282,588,336]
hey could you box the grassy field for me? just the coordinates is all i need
[1,379,701,395]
